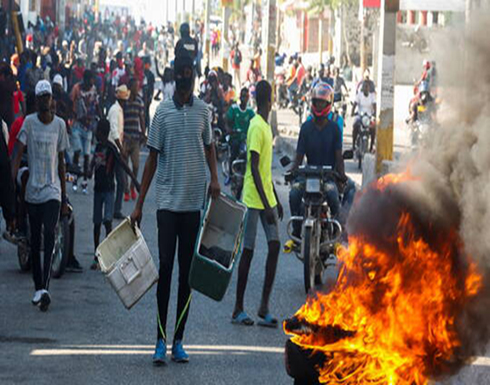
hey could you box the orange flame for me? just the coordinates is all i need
[285,174,483,385]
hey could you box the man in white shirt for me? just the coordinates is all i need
[107,84,130,219]
[351,81,377,152]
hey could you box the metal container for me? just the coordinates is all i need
[96,219,158,309]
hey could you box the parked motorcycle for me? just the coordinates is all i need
[355,112,375,170]
[282,158,344,294]
[17,171,77,278]
[17,200,75,278]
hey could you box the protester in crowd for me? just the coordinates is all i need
[174,22,198,62]
[232,80,283,328]
[142,56,155,130]
[155,67,175,102]
[130,51,220,365]
[0,63,16,129]
[89,119,139,270]
[52,74,73,127]
[122,77,145,202]
[0,119,15,239]
[107,84,130,219]
[8,93,36,157]
[225,87,255,186]
[12,80,70,312]
[71,69,100,193]
[230,42,242,89]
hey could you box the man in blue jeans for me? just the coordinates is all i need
[288,83,356,241]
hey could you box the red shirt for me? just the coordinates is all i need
[12,90,24,115]
[8,116,24,156]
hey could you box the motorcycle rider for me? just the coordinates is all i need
[407,81,436,125]
[312,64,334,89]
[225,87,255,186]
[351,81,376,152]
[288,83,356,241]
[286,57,299,106]
[332,67,348,103]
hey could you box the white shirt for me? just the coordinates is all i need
[356,91,376,115]
[107,102,124,145]
[161,82,176,101]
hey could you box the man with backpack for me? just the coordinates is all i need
[230,42,242,89]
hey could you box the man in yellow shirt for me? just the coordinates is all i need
[232,80,283,328]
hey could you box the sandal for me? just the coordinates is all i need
[257,314,278,329]
[231,311,254,326]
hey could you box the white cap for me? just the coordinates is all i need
[35,80,52,96]
[53,74,63,87]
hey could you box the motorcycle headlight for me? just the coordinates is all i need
[306,178,321,193]
[362,116,371,127]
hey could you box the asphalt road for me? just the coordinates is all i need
[1,104,489,385]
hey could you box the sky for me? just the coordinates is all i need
[99,0,206,26]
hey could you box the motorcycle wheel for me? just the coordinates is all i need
[17,239,31,272]
[51,216,71,279]
[303,227,321,294]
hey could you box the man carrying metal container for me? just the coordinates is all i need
[130,51,221,366]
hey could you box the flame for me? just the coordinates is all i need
[284,174,483,385]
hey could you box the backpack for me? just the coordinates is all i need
[233,50,242,66]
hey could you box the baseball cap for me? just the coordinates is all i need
[53,74,63,87]
[35,80,52,96]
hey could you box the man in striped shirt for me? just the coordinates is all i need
[122,78,145,201]
[130,51,220,366]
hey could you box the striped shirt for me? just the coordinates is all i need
[147,95,212,212]
[123,96,144,138]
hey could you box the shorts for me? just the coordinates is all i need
[71,123,93,156]
[243,207,280,250]
[93,191,115,225]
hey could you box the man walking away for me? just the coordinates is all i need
[230,43,242,89]
[232,80,283,328]
[108,85,130,219]
[12,80,70,312]
[123,78,145,202]
[174,23,198,63]
[89,119,139,270]
[130,51,220,366]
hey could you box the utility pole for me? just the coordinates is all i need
[375,0,398,173]
[204,0,211,66]
[319,11,324,64]
[261,0,278,134]
[221,0,232,72]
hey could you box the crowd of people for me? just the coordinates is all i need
[0,8,358,368]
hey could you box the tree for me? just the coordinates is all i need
[308,0,357,65]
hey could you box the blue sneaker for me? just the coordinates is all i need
[171,340,189,363]
[153,339,167,366]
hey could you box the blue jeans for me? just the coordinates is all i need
[289,177,356,237]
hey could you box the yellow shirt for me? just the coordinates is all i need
[242,115,277,210]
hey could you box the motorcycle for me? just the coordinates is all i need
[410,104,432,148]
[221,136,247,200]
[355,112,375,170]
[211,105,228,161]
[333,94,348,120]
[282,157,344,294]
[17,200,75,279]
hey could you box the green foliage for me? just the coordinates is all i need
[308,0,355,13]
